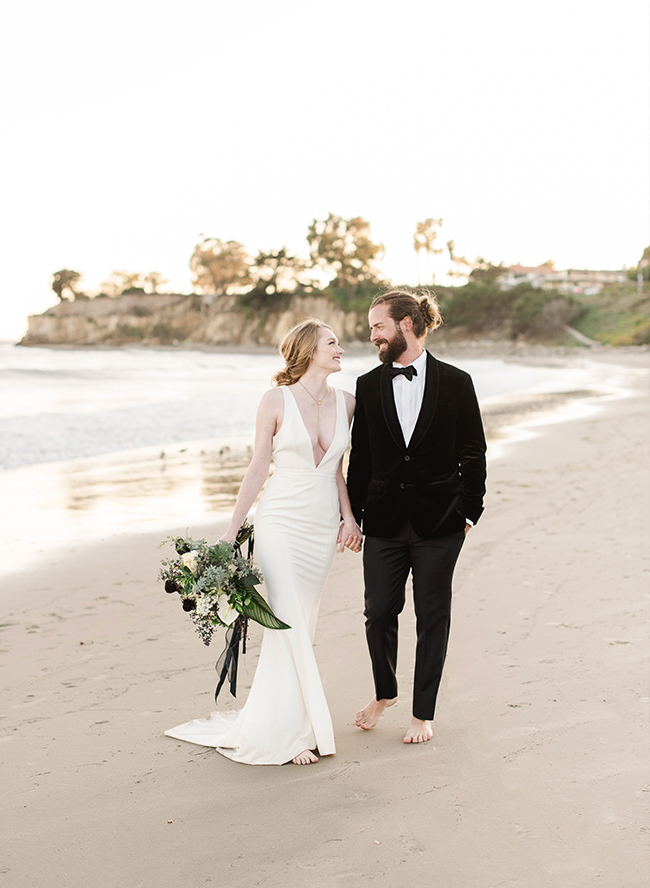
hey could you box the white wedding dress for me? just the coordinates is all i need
[165,386,349,764]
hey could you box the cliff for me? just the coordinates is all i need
[19,292,370,347]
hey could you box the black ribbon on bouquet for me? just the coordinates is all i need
[214,614,248,701]
[213,528,255,702]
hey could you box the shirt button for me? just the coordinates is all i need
[404,455,410,461]
[400,483,405,489]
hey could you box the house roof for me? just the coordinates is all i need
[507,264,554,274]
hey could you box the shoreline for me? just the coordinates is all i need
[2,355,640,579]
[1,349,647,886]
[2,346,644,469]
[5,336,650,359]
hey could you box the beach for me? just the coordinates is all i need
[0,343,636,576]
[1,350,648,887]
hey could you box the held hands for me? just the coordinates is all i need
[337,517,363,554]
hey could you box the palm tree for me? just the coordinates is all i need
[413,219,443,284]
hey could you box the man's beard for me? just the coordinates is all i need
[375,328,408,364]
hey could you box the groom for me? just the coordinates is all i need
[347,288,487,743]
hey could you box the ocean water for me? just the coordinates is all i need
[0,344,588,469]
[0,343,630,576]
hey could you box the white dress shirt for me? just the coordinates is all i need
[392,349,428,446]
[393,349,473,526]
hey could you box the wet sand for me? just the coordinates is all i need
[0,383,622,577]
[1,355,648,886]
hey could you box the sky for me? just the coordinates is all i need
[0,0,648,340]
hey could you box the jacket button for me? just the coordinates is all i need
[400,483,405,489]
[404,455,410,461]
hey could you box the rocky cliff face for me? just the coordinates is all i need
[20,293,369,346]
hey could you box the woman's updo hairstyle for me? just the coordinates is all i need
[370,287,442,338]
[273,318,332,386]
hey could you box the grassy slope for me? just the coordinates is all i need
[572,283,650,345]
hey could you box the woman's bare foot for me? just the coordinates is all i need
[355,696,398,729]
[403,717,433,743]
[292,749,318,765]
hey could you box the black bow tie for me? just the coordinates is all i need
[389,365,418,381]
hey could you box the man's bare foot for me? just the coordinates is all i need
[403,717,433,743]
[292,749,318,765]
[355,696,398,730]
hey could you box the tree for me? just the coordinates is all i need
[190,238,251,296]
[413,218,443,284]
[100,270,146,297]
[306,214,384,290]
[627,245,650,282]
[446,242,505,284]
[248,247,315,295]
[446,240,471,279]
[144,272,169,294]
[468,257,507,285]
[52,269,82,301]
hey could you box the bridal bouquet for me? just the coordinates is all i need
[160,522,289,647]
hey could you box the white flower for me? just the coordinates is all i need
[181,551,199,574]
[196,596,213,617]
[217,593,239,626]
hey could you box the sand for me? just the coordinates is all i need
[1,354,648,887]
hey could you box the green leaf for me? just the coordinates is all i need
[235,523,254,548]
[241,587,290,630]
[239,573,260,588]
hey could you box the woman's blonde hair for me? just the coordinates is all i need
[273,318,333,386]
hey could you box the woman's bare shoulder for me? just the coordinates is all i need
[257,387,284,414]
[260,386,284,403]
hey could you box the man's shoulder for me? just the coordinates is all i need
[356,364,383,387]
[429,354,472,384]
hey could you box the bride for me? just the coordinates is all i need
[165,319,362,765]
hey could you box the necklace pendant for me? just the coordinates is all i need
[298,379,328,406]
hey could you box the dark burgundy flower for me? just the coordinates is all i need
[182,598,196,612]
[165,580,180,594]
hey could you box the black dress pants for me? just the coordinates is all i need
[363,525,465,721]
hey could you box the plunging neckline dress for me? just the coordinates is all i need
[165,386,350,764]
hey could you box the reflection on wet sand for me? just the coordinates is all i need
[62,442,254,518]
[200,447,256,510]
[481,389,605,439]
[61,389,605,519]
[0,442,257,577]
[1,387,609,578]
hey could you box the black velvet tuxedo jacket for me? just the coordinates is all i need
[347,351,487,539]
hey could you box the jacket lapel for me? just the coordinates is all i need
[380,364,406,449]
[408,351,439,451]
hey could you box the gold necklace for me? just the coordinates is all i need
[298,380,329,406]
